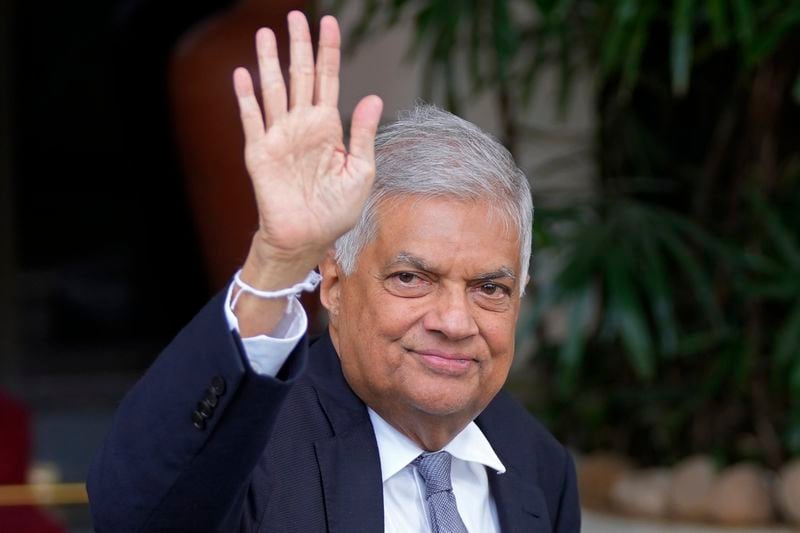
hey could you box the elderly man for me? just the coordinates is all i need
[88,11,580,533]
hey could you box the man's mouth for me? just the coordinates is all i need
[408,348,477,376]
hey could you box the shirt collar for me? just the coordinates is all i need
[367,408,506,483]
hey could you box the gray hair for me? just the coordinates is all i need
[334,103,533,294]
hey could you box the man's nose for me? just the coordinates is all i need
[422,289,479,340]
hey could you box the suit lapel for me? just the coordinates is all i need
[314,422,384,533]
[477,397,552,532]
[487,466,550,532]
[307,333,384,533]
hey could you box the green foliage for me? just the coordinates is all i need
[527,199,727,394]
[527,179,800,465]
[339,0,800,111]
[338,0,800,465]
[745,187,800,455]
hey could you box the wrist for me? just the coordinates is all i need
[243,233,325,290]
[233,235,321,337]
[233,268,320,304]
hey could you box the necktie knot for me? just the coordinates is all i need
[413,451,454,496]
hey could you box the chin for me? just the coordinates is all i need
[408,390,481,419]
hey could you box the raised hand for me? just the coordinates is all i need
[230,12,382,335]
[233,12,382,279]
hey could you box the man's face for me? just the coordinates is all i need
[323,195,523,432]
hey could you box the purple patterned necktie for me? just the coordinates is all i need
[413,451,469,533]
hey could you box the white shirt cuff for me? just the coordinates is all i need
[224,282,308,376]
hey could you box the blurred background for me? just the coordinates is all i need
[1,0,799,531]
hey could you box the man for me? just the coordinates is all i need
[88,11,580,533]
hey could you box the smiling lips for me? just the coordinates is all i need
[410,349,478,376]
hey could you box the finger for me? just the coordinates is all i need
[348,95,383,163]
[287,11,314,108]
[256,28,287,127]
[233,67,265,143]
[314,15,340,107]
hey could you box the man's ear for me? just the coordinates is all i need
[319,250,342,319]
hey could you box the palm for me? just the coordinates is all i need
[233,13,382,260]
[247,108,362,251]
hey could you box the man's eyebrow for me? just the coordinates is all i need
[385,253,517,281]
[385,252,435,272]
[474,267,517,282]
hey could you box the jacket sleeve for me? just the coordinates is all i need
[553,449,581,533]
[87,289,308,532]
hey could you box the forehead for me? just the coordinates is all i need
[365,195,520,273]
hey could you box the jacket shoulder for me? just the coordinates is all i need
[481,389,566,458]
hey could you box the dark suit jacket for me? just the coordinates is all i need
[88,291,580,532]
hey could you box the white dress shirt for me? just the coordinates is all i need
[224,285,505,532]
[369,408,504,533]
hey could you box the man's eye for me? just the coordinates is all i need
[384,272,431,297]
[396,272,418,284]
[479,283,509,298]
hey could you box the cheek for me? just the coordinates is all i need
[480,318,516,358]
[366,292,427,338]
[390,310,426,341]
[479,320,516,399]
[339,289,422,366]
